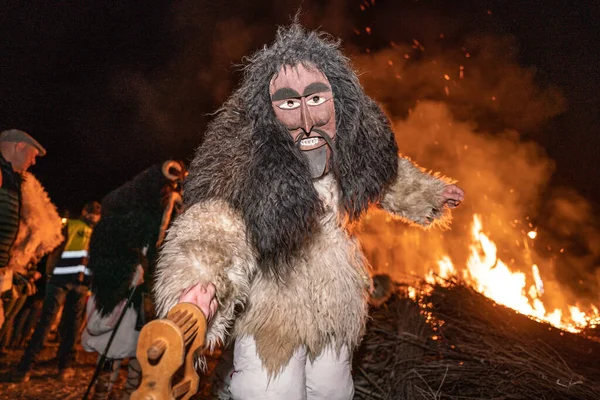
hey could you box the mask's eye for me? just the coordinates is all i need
[278,99,301,110]
[306,95,327,106]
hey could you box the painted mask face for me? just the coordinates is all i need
[270,63,336,179]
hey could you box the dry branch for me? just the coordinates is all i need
[353,279,600,400]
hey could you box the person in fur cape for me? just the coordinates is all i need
[1,129,61,330]
[0,172,63,347]
[84,160,186,400]
[153,23,464,399]
[88,160,187,319]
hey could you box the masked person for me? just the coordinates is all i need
[14,201,101,382]
[153,23,464,400]
[83,160,188,400]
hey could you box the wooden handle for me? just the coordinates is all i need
[168,303,206,400]
[131,303,207,400]
[147,339,167,361]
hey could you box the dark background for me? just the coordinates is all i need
[1,0,598,215]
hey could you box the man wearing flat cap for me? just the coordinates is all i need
[0,129,46,328]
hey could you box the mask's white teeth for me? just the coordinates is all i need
[300,137,319,147]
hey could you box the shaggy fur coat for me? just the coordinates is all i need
[154,24,453,376]
[9,172,63,274]
[88,164,172,316]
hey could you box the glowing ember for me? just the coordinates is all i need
[527,230,537,239]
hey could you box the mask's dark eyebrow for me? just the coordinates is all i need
[271,88,301,101]
[303,82,331,96]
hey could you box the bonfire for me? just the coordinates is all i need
[353,277,600,400]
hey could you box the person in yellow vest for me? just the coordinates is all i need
[14,201,101,382]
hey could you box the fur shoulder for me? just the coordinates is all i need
[9,173,63,273]
[154,199,258,351]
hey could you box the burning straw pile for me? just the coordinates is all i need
[353,275,600,400]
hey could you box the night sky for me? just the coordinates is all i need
[1,0,598,215]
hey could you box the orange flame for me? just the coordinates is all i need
[424,214,600,333]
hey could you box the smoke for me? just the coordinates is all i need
[352,28,599,310]
[352,34,565,135]
[537,188,600,304]
[357,101,555,278]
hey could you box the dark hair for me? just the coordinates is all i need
[184,23,398,278]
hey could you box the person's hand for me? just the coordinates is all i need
[179,282,218,322]
[442,184,464,208]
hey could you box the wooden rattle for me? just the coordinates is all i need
[131,303,206,400]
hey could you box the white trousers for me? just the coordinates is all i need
[225,336,354,400]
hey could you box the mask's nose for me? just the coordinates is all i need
[300,100,315,134]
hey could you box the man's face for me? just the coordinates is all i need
[83,210,101,226]
[11,143,39,173]
[270,63,336,178]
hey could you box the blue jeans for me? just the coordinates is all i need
[18,281,88,371]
